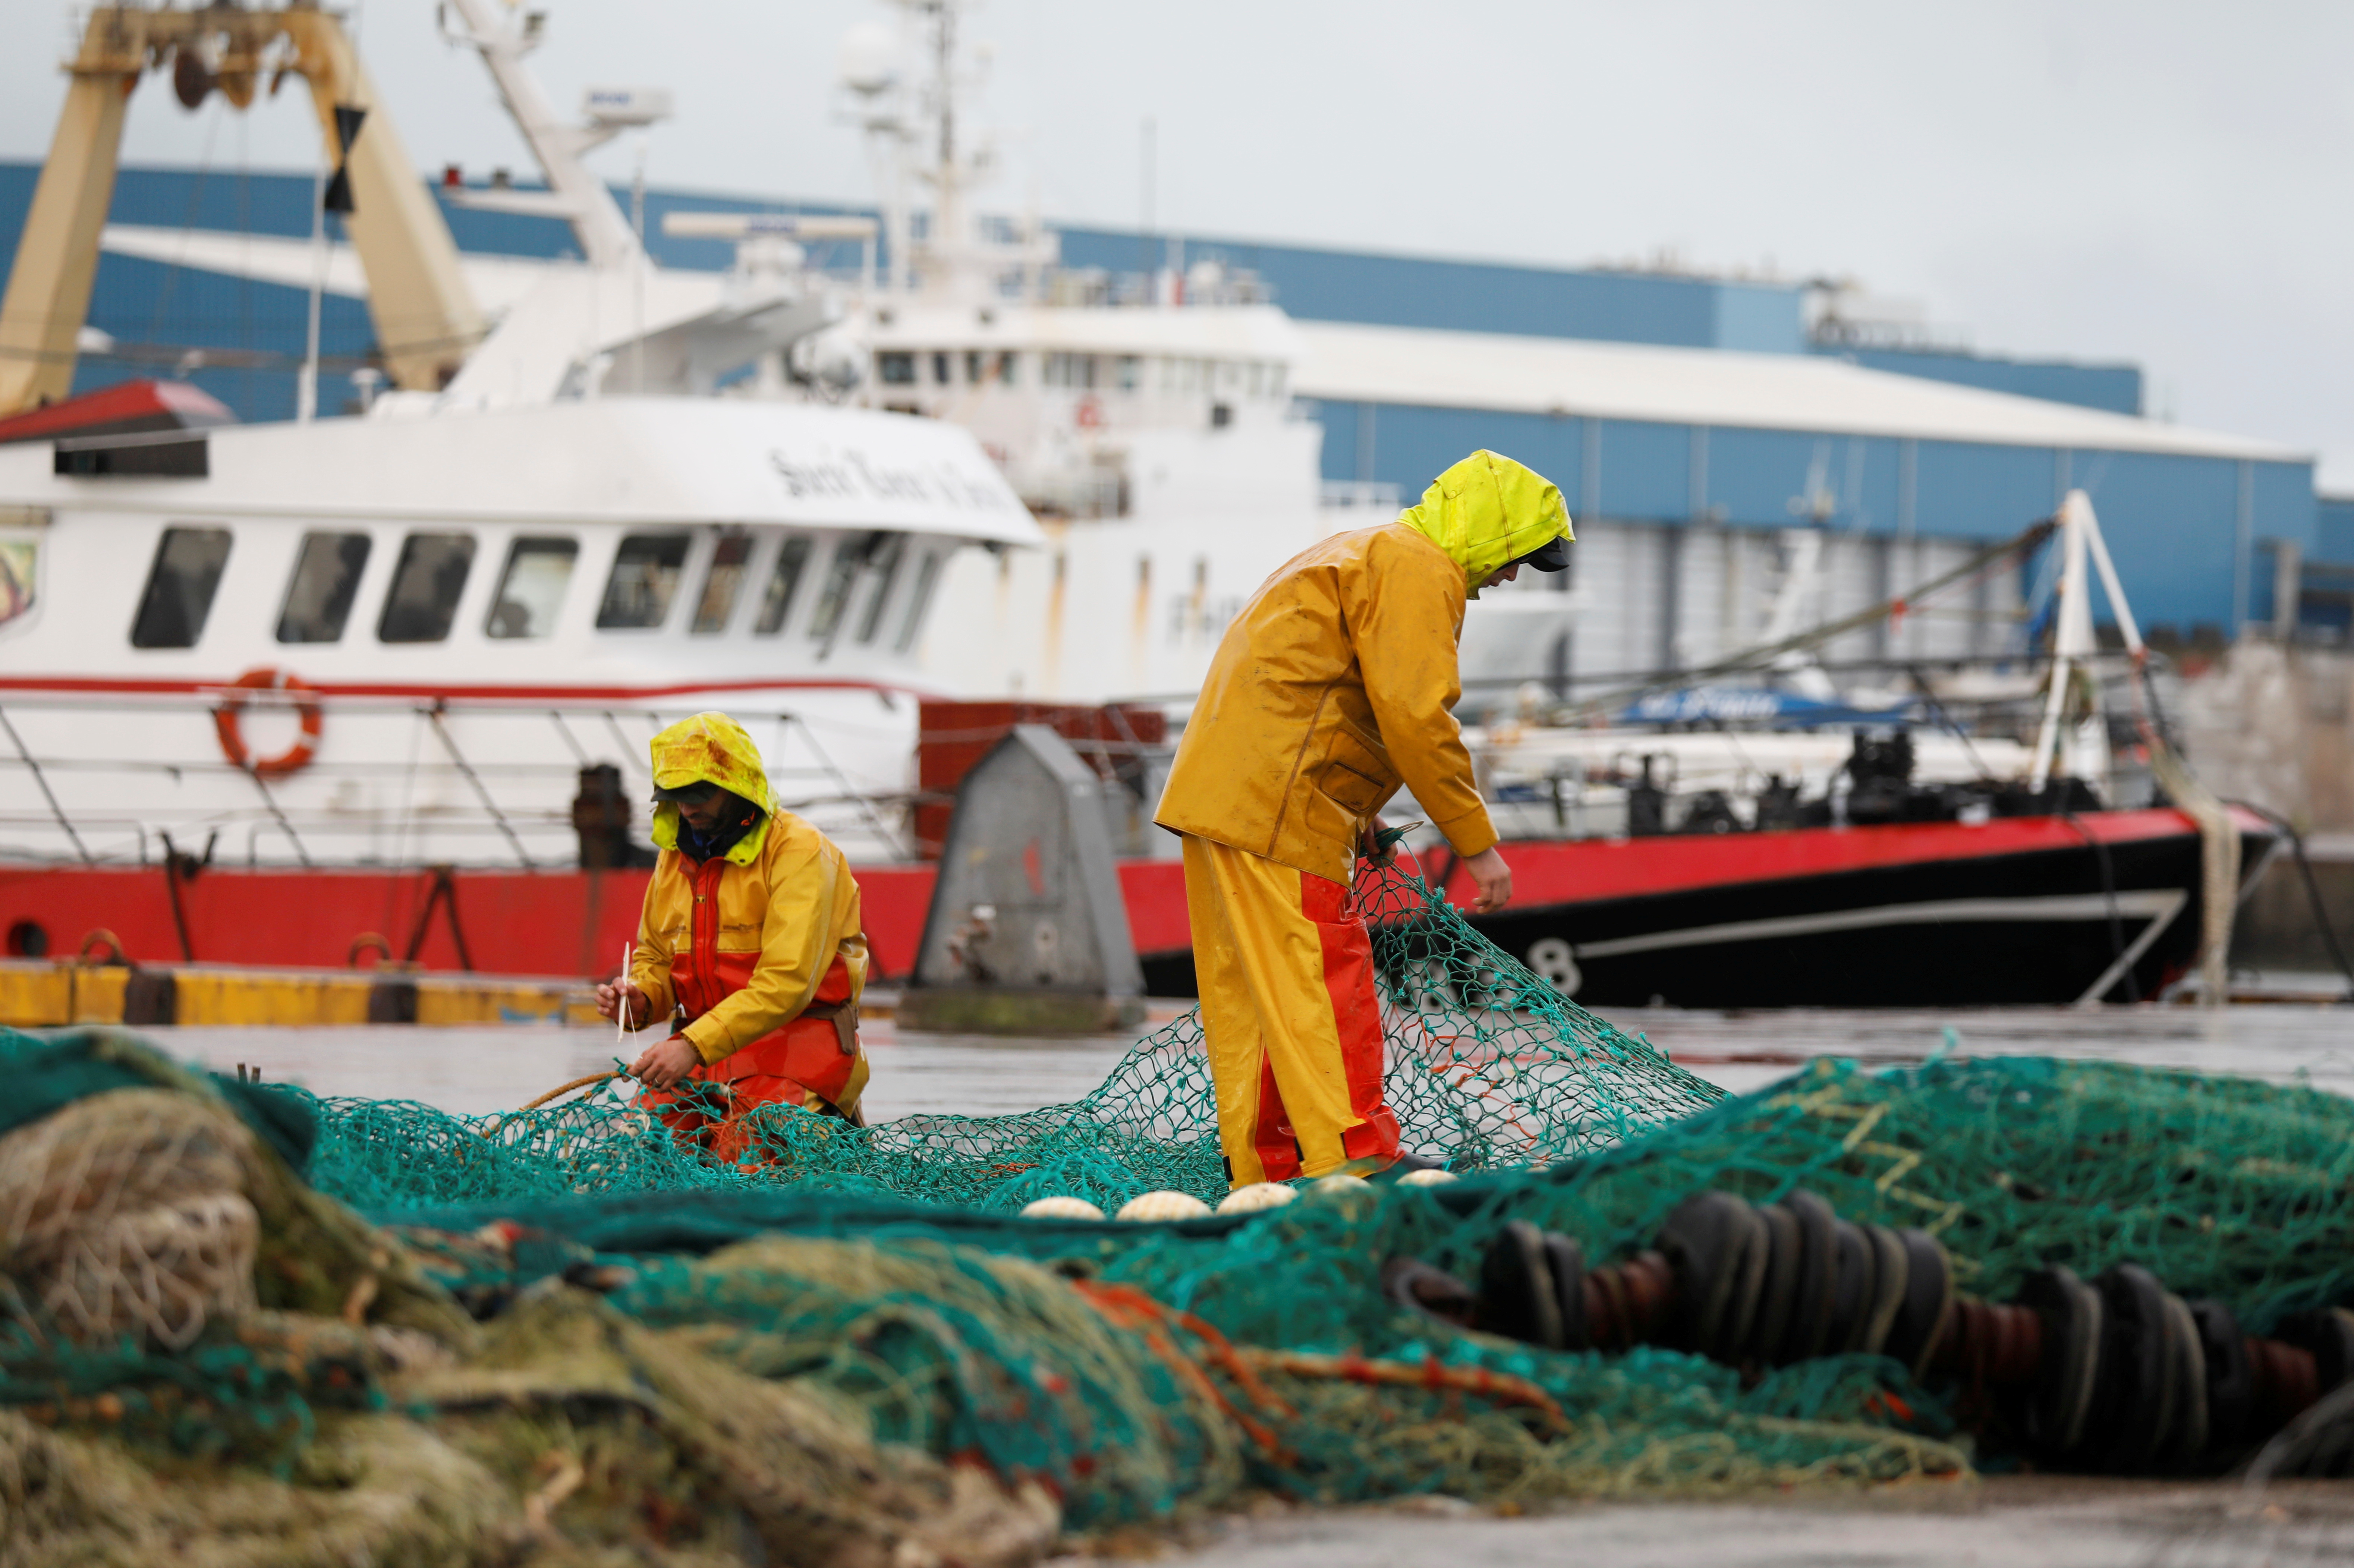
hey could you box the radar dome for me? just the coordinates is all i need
[837,22,899,95]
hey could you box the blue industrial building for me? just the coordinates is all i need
[2,158,2341,647]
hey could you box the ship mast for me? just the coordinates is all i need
[435,0,661,274]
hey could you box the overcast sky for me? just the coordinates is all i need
[6,1,2351,488]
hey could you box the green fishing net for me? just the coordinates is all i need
[7,857,2354,1561]
[309,858,1730,1215]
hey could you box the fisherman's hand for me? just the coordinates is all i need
[1358,815,1395,865]
[1462,847,1514,914]
[629,1035,702,1092]
[595,979,651,1026]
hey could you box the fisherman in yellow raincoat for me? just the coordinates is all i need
[594,712,871,1152]
[1155,451,1571,1185]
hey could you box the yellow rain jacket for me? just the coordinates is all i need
[626,713,870,1115]
[1155,451,1571,884]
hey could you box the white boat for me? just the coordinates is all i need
[0,1,1049,869]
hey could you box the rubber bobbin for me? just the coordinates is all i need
[1545,1231,1590,1353]
[1656,1192,1763,1359]
[1382,1256,1479,1331]
[2158,1290,2209,1468]
[2013,1265,2104,1459]
[2276,1306,2354,1397]
[1745,1203,1802,1366]
[2087,1263,2177,1472]
[1718,1200,1771,1362]
[1852,1225,1911,1358]
[1883,1229,1955,1379]
[2188,1298,2254,1458]
[1773,1190,1839,1365]
[1823,1220,1878,1354]
[1478,1220,1564,1350]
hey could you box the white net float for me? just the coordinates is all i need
[1115,1190,1213,1222]
[1020,1195,1105,1220]
[1215,1182,1298,1213]
[1397,1168,1460,1186]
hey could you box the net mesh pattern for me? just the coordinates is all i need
[306,860,1727,1215]
[6,856,2354,1558]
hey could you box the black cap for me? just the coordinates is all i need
[1508,536,1572,573]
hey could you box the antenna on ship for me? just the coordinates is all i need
[434,0,668,273]
[838,0,1052,305]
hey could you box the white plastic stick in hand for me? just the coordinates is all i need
[616,941,632,1042]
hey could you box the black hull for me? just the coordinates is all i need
[1138,814,2274,1009]
[1476,825,2268,1009]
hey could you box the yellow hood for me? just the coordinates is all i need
[648,711,774,866]
[1396,450,1573,599]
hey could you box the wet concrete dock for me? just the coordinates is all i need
[1099,1477,2354,1568]
[140,999,2354,1118]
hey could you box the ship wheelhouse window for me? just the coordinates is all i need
[995,350,1018,386]
[691,531,753,634]
[1115,355,1142,392]
[130,526,232,649]
[485,536,577,639]
[878,352,915,385]
[0,535,38,631]
[807,538,863,646]
[895,548,944,653]
[965,350,985,385]
[753,535,813,634]
[932,351,953,385]
[276,531,371,644]
[595,533,689,630]
[855,534,907,644]
[377,532,476,643]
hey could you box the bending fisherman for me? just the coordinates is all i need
[1154,450,1571,1184]
[594,712,871,1151]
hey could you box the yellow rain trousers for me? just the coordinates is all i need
[627,713,872,1145]
[1156,450,1570,1182]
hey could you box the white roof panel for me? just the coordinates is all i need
[0,398,1043,545]
[1291,321,2305,463]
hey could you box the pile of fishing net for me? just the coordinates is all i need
[6,861,2354,1564]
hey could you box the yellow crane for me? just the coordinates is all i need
[0,3,485,415]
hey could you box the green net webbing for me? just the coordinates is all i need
[307,860,1729,1215]
[8,856,2354,1559]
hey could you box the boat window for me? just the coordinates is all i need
[856,535,907,644]
[377,532,477,643]
[1249,362,1266,398]
[895,548,944,652]
[0,535,37,631]
[878,352,915,385]
[808,538,865,644]
[995,350,1018,386]
[276,532,371,644]
[1044,352,1099,389]
[1269,363,1287,400]
[129,526,232,648]
[965,349,985,384]
[753,535,813,634]
[485,536,577,639]
[691,532,753,634]
[1116,356,1142,392]
[932,351,953,385]
[595,532,689,630]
